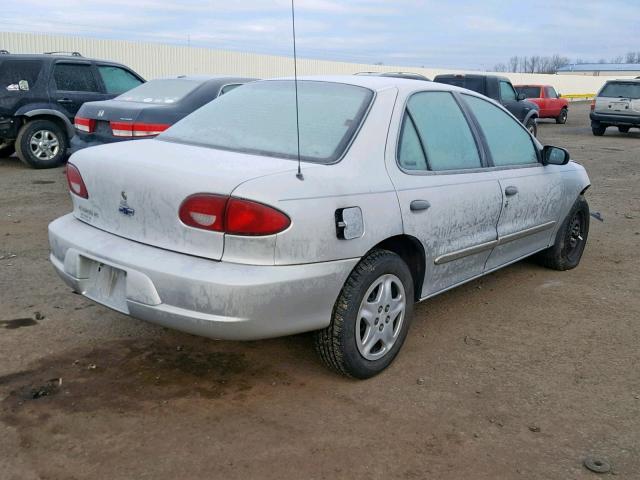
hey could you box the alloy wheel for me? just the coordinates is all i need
[29,130,60,161]
[356,273,406,361]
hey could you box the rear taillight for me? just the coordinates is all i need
[74,116,95,133]
[110,121,170,138]
[590,99,596,111]
[66,163,88,199]
[179,194,290,236]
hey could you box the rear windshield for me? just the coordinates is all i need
[515,86,541,99]
[599,82,640,99]
[0,59,43,89]
[435,76,485,94]
[116,79,203,104]
[161,80,374,164]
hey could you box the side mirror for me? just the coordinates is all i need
[517,93,526,101]
[557,93,562,98]
[542,146,570,165]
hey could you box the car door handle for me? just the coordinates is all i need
[57,98,73,104]
[505,186,518,196]
[410,200,431,211]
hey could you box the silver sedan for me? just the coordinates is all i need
[49,76,590,378]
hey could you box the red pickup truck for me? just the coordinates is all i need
[514,84,569,124]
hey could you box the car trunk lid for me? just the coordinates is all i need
[69,139,298,260]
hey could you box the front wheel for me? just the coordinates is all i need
[556,108,568,124]
[526,117,537,137]
[536,196,589,271]
[16,119,68,169]
[314,249,414,379]
[618,126,630,133]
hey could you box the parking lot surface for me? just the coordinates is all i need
[1,102,639,479]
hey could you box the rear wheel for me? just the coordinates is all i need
[536,196,589,271]
[0,140,15,158]
[526,117,537,137]
[16,119,67,169]
[556,108,568,124]
[592,125,606,136]
[314,249,414,379]
[618,126,630,133]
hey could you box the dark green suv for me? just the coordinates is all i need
[0,51,144,168]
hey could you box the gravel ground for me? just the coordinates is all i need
[1,102,639,480]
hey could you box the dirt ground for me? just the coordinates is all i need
[1,102,639,480]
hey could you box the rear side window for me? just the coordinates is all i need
[0,60,43,88]
[515,86,541,99]
[499,81,517,101]
[463,94,537,167]
[398,91,481,171]
[53,63,99,92]
[98,66,142,95]
[599,82,640,99]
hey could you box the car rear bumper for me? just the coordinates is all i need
[49,214,358,340]
[69,134,128,154]
[590,112,640,126]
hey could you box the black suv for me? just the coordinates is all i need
[433,74,540,136]
[0,51,144,168]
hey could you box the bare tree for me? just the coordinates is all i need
[493,63,507,72]
[625,52,637,63]
[611,56,623,64]
[508,56,519,73]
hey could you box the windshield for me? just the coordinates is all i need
[515,86,541,98]
[116,79,203,104]
[599,82,640,99]
[161,80,374,164]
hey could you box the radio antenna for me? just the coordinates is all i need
[291,0,304,181]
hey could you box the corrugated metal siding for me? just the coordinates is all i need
[1,31,635,94]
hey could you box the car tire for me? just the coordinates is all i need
[536,195,589,271]
[15,119,68,169]
[618,126,630,133]
[592,125,606,136]
[314,249,414,379]
[0,140,15,158]
[526,117,537,137]
[556,108,568,124]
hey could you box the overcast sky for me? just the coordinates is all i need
[1,0,638,69]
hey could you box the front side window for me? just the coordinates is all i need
[98,66,142,95]
[463,94,538,167]
[0,60,42,88]
[162,80,373,164]
[53,63,99,92]
[499,81,517,102]
[398,91,481,171]
[546,86,558,98]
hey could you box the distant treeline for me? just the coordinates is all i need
[493,52,640,74]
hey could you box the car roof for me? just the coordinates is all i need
[514,84,546,87]
[604,78,640,83]
[0,53,127,66]
[152,75,256,84]
[271,75,470,95]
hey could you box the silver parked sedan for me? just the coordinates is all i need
[49,76,590,378]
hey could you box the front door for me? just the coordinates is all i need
[461,93,565,270]
[386,90,503,297]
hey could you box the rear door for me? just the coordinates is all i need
[50,62,104,118]
[386,90,503,297]
[461,94,565,270]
